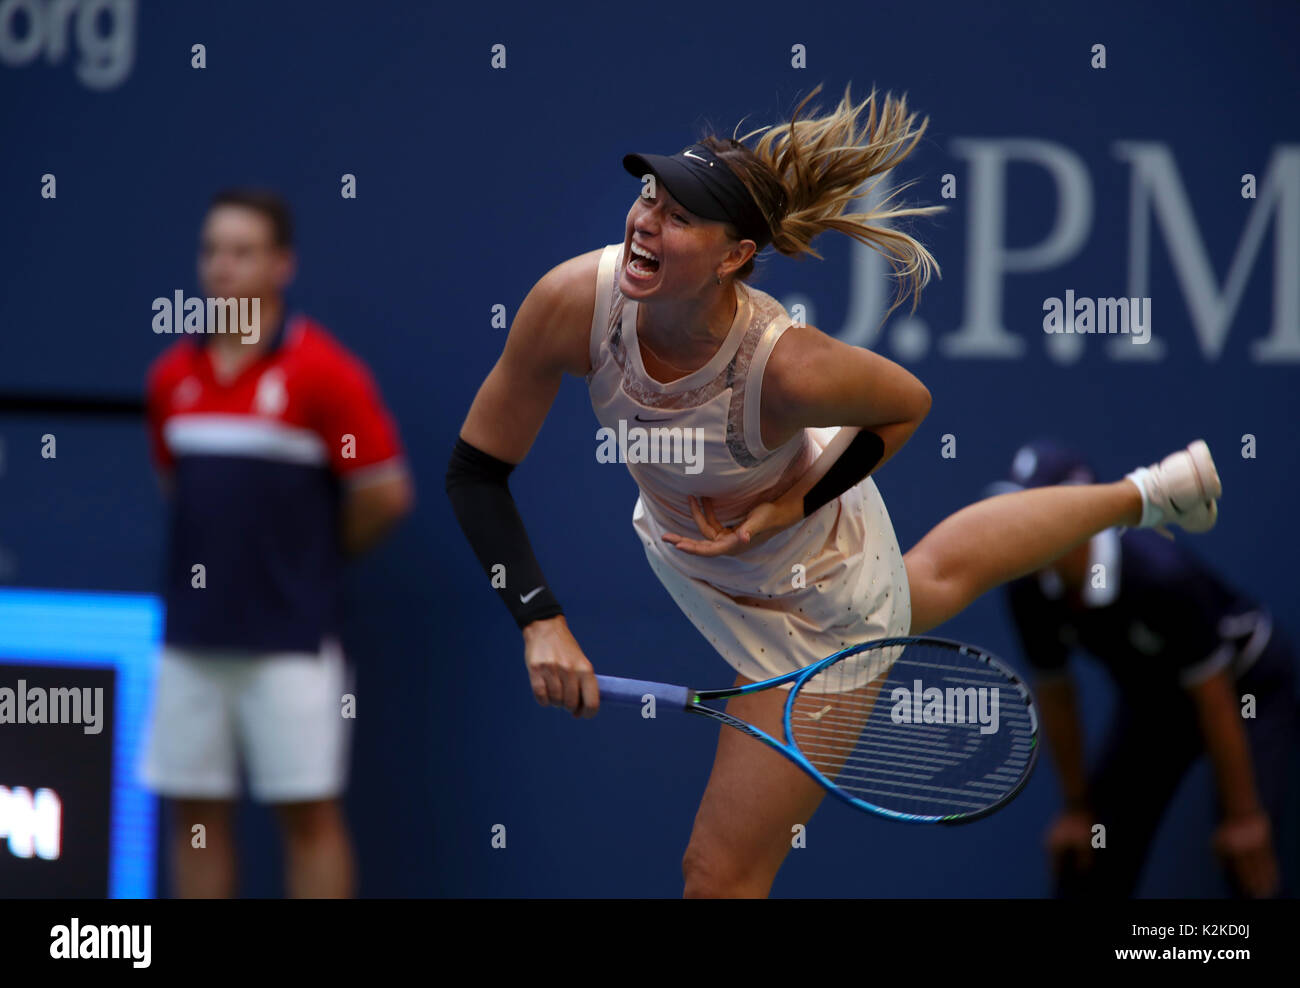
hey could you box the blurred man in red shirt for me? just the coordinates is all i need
[140,189,413,897]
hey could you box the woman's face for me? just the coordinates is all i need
[618,183,737,300]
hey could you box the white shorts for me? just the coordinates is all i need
[138,637,353,803]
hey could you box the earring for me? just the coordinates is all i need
[716,273,723,285]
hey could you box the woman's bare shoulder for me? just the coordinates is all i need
[763,322,838,405]
[521,246,610,377]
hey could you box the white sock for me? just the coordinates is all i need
[1124,466,1161,528]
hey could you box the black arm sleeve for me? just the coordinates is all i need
[444,437,564,630]
[803,428,886,516]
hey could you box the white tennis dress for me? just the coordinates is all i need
[585,243,911,686]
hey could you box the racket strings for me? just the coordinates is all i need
[789,642,1035,818]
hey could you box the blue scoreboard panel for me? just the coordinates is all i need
[0,589,160,898]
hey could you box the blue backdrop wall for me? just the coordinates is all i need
[2,0,1297,896]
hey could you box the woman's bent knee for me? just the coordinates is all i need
[682,840,775,898]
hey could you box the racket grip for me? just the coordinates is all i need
[595,675,692,711]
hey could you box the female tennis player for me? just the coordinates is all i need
[445,83,1222,897]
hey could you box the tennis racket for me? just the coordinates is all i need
[596,635,1038,824]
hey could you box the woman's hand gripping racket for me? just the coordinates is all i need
[596,636,1039,824]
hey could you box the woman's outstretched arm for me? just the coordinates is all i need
[446,249,604,716]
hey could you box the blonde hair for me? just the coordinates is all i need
[701,82,944,319]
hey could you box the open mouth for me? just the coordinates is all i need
[627,241,660,278]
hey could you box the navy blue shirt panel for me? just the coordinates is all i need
[162,455,343,652]
[1006,529,1260,692]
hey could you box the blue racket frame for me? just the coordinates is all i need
[595,635,1040,825]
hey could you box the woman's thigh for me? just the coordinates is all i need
[902,546,954,636]
[682,674,830,897]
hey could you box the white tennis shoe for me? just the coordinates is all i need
[1125,440,1221,537]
